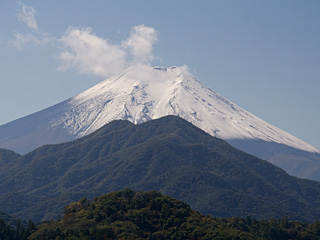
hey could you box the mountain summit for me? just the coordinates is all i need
[0,64,319,179]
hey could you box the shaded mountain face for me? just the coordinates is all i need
[228,139,320,181]
[1,116,320,222]
[0,64,319,180]
[0,210,26,229]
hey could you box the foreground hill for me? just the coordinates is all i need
[0,65,319,181]
[29,189,320,240]
[1,116,320,222]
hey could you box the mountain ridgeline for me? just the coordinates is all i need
[1,116,320,223]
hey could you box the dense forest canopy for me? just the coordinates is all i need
[2,189,320,240]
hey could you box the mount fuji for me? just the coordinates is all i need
[0,64,319,180]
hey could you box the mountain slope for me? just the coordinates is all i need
[0,64,319,180]
[1,116,320,222]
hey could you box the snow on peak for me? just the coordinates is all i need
[51,64,319,154]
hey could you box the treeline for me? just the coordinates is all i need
[0,219,35,240]
[219,216,320,240]
[2,189,320,239]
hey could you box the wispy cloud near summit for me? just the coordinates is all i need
[58,27,128,77]
[13,2,50,50]
[122,25,158,64]
[58,25,159,78]
[17,2,39,33]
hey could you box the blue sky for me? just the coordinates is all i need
[0,1,319,149]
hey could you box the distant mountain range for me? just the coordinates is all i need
[1,116,320,222]
[0,64,319,181]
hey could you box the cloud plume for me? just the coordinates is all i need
[58,27,128,77]
[123,24,158,64]
[14,3,160,78]
[58,25,159,78]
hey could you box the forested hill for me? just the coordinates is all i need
[28,189,320,240]
[1,116,320,222]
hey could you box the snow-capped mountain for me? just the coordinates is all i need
[0,64,320,180]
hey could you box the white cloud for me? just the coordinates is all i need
[13,2,51,50]
[13,32,50,50]
[14,4,160,78]
[58,25,159,78]
[123,24,158,64]
[58,27,128,77]
[17,2,39,33]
